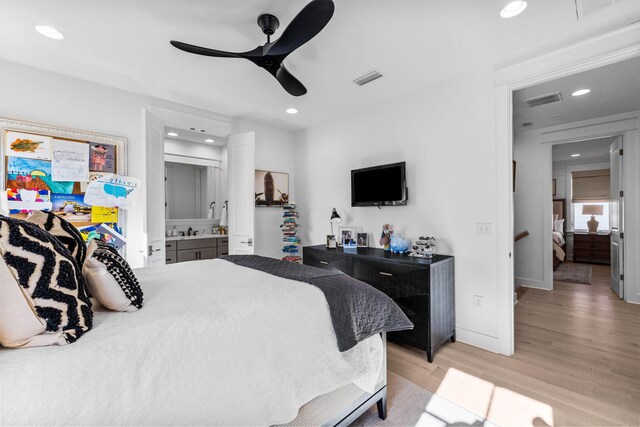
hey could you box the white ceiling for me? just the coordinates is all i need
[1,0,639,131]
[514,56,640,131]
[552,136,615,162]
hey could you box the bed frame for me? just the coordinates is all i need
[282,333,387,426]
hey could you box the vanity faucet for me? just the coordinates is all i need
[187,227,193,236]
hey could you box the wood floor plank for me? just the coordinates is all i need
[387,262,640,426]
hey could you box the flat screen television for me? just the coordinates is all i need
[351,162,407,207]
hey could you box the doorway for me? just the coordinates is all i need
[495,24,640,356]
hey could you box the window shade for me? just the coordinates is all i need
[571,169,610,203]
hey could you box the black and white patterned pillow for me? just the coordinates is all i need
[25,210,87,267]
[0,215,93,347]
[83,239,143,311]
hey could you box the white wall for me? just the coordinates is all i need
[294,64,502,350]
[238,121,296,260]
[0,59,295,266]
[514,111,640,303]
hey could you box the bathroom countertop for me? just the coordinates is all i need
[165,234,228,241]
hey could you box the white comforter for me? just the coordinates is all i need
[0,259,383,426]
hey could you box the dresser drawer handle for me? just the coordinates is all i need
[380,272,393,277]
[320,261,329,265]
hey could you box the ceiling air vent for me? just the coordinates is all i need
[522,122,533,128]
[522,91,563,108]
[353,70,383,86]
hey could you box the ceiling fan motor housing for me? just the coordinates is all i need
[258,14,280,36]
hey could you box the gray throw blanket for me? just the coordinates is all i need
[220,255,413,352]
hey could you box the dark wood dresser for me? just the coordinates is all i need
[303,245,455,362]
[573,232,610,265]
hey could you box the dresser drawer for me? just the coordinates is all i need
[303,248,353,275]
[166,240,177,251]
[353,259,430,299]
[573,233,609,243]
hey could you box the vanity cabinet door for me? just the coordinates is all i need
[199,248,217,260]
[177,249,198,263]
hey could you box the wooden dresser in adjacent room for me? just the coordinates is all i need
[573,232,610,265]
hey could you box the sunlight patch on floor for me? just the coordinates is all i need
[436,368,555,427]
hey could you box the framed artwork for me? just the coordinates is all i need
[255,170,289,207]
[552,178,556,196]
[338,226,356,247]
[5,131,52,160]
[357,233,368,248]
[326,234,337,248]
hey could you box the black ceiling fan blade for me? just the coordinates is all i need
[275,65,307,96]
[268,0,335,56]
[170,40,243,58]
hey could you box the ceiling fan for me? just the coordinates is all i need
[170,0,335,97]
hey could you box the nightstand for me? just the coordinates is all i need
[573,232,610,265]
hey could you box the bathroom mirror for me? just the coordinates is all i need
[165,161,218,219]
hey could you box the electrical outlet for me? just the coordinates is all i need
[477,223,492,235]
[473,295,483,308]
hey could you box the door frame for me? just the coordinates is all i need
[495,23,640,355]
[143,106,237,265]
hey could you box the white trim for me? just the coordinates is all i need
[164,153,221,168]
[495,22,640,356]
[515,277,548,290]
[147,106,234,137]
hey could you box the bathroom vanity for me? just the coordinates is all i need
[165,235,229,264]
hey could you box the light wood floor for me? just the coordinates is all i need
[387,263,640,426]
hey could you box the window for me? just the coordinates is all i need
[570,168,610,231]
[572,202,610,231]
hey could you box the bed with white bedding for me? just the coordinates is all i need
[0,258,397,426]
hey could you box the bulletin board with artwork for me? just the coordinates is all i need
[1,118,128,247]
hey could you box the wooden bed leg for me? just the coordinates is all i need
[376,389,387,420]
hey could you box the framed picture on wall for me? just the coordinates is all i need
[255,170,289,207]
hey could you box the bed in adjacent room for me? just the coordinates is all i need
[552,199,567,271]
[0,250,411,426]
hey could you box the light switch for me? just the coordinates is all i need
[477,223,492,235]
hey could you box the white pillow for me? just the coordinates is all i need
[555,219,565,234]
[552,214,558,231]
[83,239,143,312]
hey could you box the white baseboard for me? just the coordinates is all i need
[515,277,551,290]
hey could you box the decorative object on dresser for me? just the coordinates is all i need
[582,204,604,233]
[329,207,341,235]
[281,203,301,263]
[410,236,437,259]
[379,223,393,251]
[338,226,356,247]
[389,234,411,254]
[357,232,368,248]
[573,232,610,265]
[165,236,228,264]
[303,245,455,362]
[326,234,337,249]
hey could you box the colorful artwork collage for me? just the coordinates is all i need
[4,131,118,227]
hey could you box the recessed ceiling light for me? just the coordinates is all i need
[500,1,527,18]
[571,89,591,97]
[286,108,298,114]
[167,132,178,137]
[35,25,64,40]
[571,153,581,157]
[205,138,214,143]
